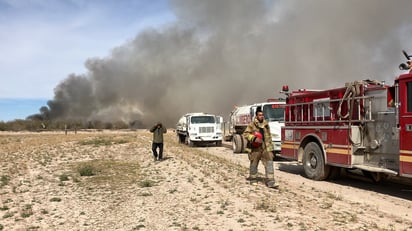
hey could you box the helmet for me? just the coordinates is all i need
[251,131,263,148]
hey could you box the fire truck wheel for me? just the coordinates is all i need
[232,134,243,153]
[303,142,330,181]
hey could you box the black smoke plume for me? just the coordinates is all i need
[29,0,412,127]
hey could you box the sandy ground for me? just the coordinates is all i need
[0,130,412,231]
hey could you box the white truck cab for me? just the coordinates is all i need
[176,112,223,146]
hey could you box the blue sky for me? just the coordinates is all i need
[0,0,175,121]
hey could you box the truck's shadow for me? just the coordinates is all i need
[277,161,412,201]
[222,143,232,149]
[219,142,412,200]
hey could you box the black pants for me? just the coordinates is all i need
[152,142,164,159]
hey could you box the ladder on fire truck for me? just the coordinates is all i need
[287,96,375,124]
[287,80,381,124]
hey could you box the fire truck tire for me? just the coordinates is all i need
[303,142,330,181]
[232,134,243,153]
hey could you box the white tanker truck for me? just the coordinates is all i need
[225,100,285,153]
[176,112,223,147]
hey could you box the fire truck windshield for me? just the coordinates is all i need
[190,116,215,124]
[263,104,285,122]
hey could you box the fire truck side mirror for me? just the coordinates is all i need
[399,63,410,70]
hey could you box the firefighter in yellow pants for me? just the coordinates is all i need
[244,107,278,188]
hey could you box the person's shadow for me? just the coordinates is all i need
[158,156,173,161]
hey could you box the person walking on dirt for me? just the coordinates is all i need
[244,107,279,188]
[150,122,167,161]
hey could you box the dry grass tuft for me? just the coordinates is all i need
[71,160,140,188]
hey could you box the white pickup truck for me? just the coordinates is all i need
[176,112,223,147]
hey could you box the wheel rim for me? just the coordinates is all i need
[303,142,329,180]
[309,153,317,169]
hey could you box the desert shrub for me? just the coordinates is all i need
[139,179,155,188]
[79,138,112,146]
[59,174,70,181]
[2,212,13,219]
[78,165,95,176]
[20,204,33,218]
[50,197,62,202]
[0,175,10,187]
[79,137,130,146]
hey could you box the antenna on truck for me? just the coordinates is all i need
[403,50,412,60]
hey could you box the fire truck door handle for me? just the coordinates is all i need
[406,124,412,131]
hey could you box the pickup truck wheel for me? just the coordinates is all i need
[177,134,183,143]
[186,137,194,147]
[241,136,247,153]
[303,142,330,181]
[232,134,243,153]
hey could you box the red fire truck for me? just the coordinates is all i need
[280,50,412,181]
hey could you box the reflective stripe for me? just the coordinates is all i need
[400,150,412,155]
[400,155,412,163]
[327,148,350,155]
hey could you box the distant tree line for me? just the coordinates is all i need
[0,118,143,131]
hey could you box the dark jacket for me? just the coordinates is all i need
[150,125,167,143]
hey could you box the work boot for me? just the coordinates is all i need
[154,156,157,161]
[266,180,279,189]
[248,178,258,185]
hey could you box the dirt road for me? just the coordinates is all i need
[0,130,411,230]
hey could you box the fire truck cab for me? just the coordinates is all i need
[280,51,412,181]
